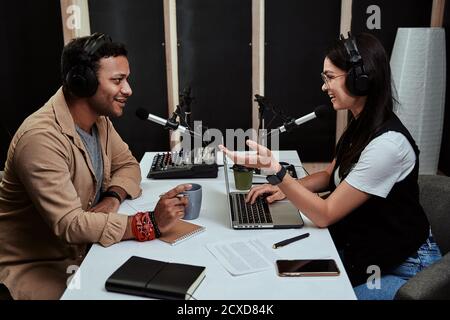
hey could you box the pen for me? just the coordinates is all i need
[272,232,310,249]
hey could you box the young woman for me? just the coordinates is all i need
[220,33,441,300]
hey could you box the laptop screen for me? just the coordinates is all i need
[223,153,231,195]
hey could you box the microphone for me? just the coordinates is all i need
[269,105,333,136]
[136,108,189,134]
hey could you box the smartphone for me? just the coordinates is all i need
[276,259,340,277]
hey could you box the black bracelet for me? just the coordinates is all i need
[149,211,161,238]
[101,190,122,203]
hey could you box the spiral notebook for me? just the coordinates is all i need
[159,219,205,245]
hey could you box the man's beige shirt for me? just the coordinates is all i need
[0,88,142,299]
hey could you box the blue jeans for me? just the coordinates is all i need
[353,234,442,300]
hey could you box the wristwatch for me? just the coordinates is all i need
[266,165,287,185]
[101,190,122,203]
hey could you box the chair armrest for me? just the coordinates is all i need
[395,253,450,300]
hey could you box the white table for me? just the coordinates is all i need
[61,151,356,300]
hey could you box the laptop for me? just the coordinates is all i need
[223,155,304,229]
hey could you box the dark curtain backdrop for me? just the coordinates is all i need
[439,4,450,175]
[265,0,340,162]
[176,0,252,149]
[89,0,169,162]
[1,1,63,169]
[2,1,448,171]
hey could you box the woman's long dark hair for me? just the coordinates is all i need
[326,33,398,178]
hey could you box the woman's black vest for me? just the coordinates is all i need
[329,113,429,286]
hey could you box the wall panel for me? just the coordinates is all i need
[176,0,252,147]
[351,0,433,56]
[1,1,63,168]
[439,2,450,175]
[265,0,340,161]
[89,0,169,161]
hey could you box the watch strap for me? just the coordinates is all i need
[266,165,287,185]
[101,190,122,203]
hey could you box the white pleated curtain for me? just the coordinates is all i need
[390,27,446,174]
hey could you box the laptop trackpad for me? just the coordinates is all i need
[270,201,304,227]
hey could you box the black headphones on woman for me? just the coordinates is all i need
[65,32,112,97]
[340,33,369,96]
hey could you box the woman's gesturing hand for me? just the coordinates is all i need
[219,139,281,174]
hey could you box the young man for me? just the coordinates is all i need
[0,33,189,299]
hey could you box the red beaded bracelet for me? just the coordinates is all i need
[131,212,155,242]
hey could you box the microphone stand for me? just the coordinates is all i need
[254,95,271,175]
[254,95,295,142]
[254,95,268,149]
[167,106,182,131]
[178,87,210,149]
[254,95,266,132]
[179,87,194,131]
[179,87,195,150]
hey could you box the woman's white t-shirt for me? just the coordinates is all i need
[334,131,416,198]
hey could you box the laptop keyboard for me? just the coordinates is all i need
[235,193,272,224]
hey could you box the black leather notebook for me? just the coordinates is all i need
[105,256,206,300]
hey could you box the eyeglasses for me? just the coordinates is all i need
[321,72,347,88]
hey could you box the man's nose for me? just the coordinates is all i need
[122,80,132,96]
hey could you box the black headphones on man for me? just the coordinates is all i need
[65,32,112,98]
[340,32,369,96]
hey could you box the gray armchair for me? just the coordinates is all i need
[395,175,450,300]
